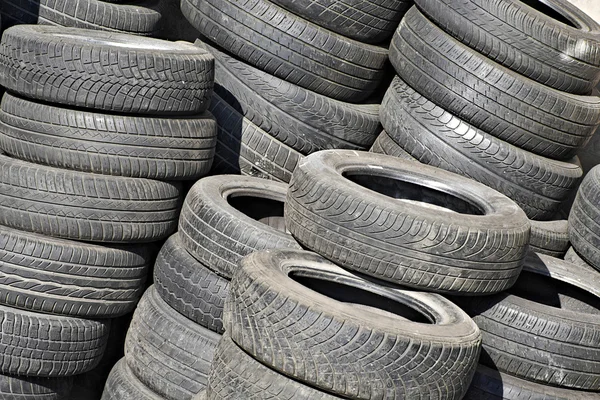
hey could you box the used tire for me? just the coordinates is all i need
[226,250,481,400]
[209,93,302,183]
[101,358,162,400]
[390,7,600,160]
[0,373,72,400]
[414,0,600,94]
[564,246,595,271]
[181,0,388,102]
[369,130,416,160]
[530,219,570,258]
[0,0,163,36]
[154,233,229,333]
[464,364,600,400]
[0,154,181,243]
[0,304,109,377]
[0,92,217,180]
[0,25,214,115]
[0,226,150,318]
[205,42,381,155]
[380,76,583,220]
[568,165,600,271]
[208,336,344,400]
[285,150,530,294]
[125,286,220,400]
[179,175,300,279]
[455,252,600,390]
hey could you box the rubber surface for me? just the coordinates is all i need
[0,25,215,115]
[390,7,600,160]
[181,0,388,102]
[569,165,600,271]
[0,154,182,243]
[101,358,163,400]
[225,250,481,400]
[154,233,229,333]
[0,92,217,180]
[530,219,570,258]
[285,150,530,294]
[0,373,72,399]
[369,130,416,160]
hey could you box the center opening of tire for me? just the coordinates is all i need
[228,195,287,231]
[518,0,579,27]
[344,173,485,215]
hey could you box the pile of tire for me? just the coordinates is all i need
[0,25,217,399]
[177,0,412,181]
[372,1,600,256]
[102,174,301,399]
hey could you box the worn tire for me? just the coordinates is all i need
[414,0,600,94]
[125,286,220,400]
[0,93,217,180]
[369,130,416,160]
[464,364,600,400]
[208,336,343,400]
[285,150,530,294]
[181,0,388,102]
[0,226,150,318]
[530,219,570,258]
[0,154,181,243]
[455,252,600,390]
[154,233,229,333]
[0,373,72,399]
[179,175,300,279]
[205,42,380,155]
[209,93,302,182]
[226,250,481,400]
[0,25,214,115]
[380,76,583,220]
[564,246,595,271]
[0,304,109,377]
[0,0,163,36]
[390,7,600,160]
[569,165,600,271]
[101,359,162,400]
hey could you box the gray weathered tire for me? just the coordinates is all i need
[225,249,481,400]
[369,130,415,160]
[569,165,600,271]
[178,175,300,279]
[0,154,181,243]
[101,358,162,400]
[0,373,72,399]
[0,25,214,115]
[530,219,570,258]
[285,150,530,294]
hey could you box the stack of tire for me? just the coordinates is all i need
[102,174,301,399]
[0,25,217,399]
[372,1,600,256]
[177,0,410,182]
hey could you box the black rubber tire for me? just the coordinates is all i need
[101,358,162,400]
[285,150,530,294]
[454,252,600,390]
[180,0,388,102]
[0,154,181,243]
[267,0,410,43]
[464,364,600,400]
[390,7,600,160]
[369,130,416,160]
[0,304,109,377]
[414,0,600,94]
[0,226,150,318]
[178,175,300,279]
[380,75,583,220]
[0,92,217,180]
[209,93,302,183]
[225,249,481,400]
[0,25,214,115]
[568,165,600,271]
[124,286,220,400]
[0,0,163,36]
[208,335,344,400]
[530,219,570,258]
[0,373,72,399]
[154,233,229,333]
[204,42,381,155]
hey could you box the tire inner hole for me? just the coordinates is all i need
[518,0,579,27]
[509,271,600,314]
[290,273,433,323]
[345,173,484,215]
[228,195,287,232]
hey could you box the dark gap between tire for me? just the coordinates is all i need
[518,0,580,27]
[509,271,600,314]
[228,195,287,231]
[290,273,433,323]
[344,173,485,215]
